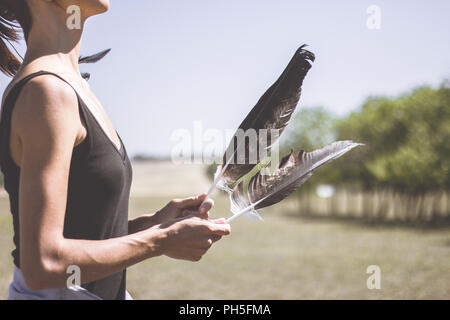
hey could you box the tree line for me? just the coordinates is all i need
[283,82,449,222]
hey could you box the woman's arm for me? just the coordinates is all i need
[13,75,230,291]
[128,194,214,234]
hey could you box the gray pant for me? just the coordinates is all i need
[8,267,133,300]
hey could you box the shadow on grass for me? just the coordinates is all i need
[283,210,450,231]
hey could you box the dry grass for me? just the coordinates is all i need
[0,161,449,299]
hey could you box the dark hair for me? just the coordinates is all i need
[0,0,31,76]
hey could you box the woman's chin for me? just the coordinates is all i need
[88,0,110,15]
[96,0,110,14]
[98,0,110,13]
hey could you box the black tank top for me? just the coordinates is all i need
[0,71,133,300]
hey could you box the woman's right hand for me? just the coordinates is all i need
[158,216,231,262]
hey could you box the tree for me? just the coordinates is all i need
[336,85,450,193]
[284,83,450,220]
[282,106,336,153]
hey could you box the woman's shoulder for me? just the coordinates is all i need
[23,73,76,100]
[3,69,76,105]
[9,71,80,133]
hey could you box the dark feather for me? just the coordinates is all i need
[78,49,111,81]
[228,141,362,220]
[220,45,315,185]
[78,48,111,64]
[81,72,90,80]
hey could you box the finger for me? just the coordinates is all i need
[206,222,231,236]
[173,214,198,223]
[182,209,209,219]
[172,194,207,210]
[212,217,226,224]
[211,234,222,243]
[190,248,207,262]
[198,198,214,215]
[181,209,195,217]
[198,238,213,249]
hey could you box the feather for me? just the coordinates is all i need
[208,45,315,195]
[78,49,111,81]
[227,141,363,222]
[81,72,90,80]
[78,48,111,64]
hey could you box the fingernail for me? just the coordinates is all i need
[214,218,226,224]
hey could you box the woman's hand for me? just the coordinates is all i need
[159,216,231,262]
[128,194,214,234]
[156,193,214,222]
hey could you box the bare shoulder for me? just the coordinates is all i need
[12,74,80,131]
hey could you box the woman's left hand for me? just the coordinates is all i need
[128,194,214,234]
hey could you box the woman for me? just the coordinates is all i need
[0,0,230,300]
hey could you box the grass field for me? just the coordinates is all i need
[0,161,449,299]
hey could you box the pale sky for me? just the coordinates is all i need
[1,0,449,157]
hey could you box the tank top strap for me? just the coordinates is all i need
[1,70,90,125]
[0,71,90,167]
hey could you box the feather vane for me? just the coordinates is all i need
[209,45,315,195]
[227,141,363,222]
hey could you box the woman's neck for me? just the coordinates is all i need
[21,2,85,77]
